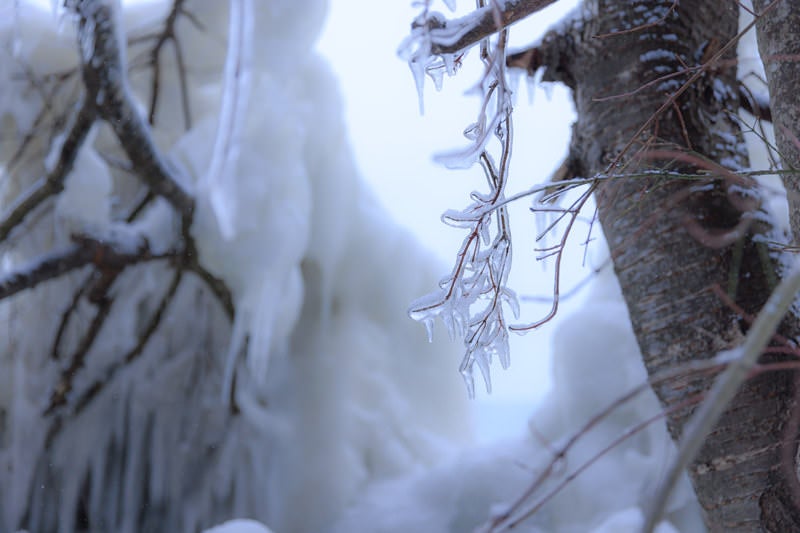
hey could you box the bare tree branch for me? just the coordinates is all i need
[416,0,558,56]
[0,230,178,301]
[44,266,184,419]
[134,0,193,128]
[44,287,115,415]
[72,0,194,218]
[0,100,95,242]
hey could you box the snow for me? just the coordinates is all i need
[1,1,468,532]
[329,263,703,532]
[203,519,273,533]
[0,0,711,532]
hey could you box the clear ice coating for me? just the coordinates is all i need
[402,0,520,396]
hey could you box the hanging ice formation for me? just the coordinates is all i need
[0,1,470,532]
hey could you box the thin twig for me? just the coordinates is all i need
[0,231,177,301]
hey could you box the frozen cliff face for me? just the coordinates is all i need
[0,2,469,532]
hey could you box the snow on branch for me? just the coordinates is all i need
[400,0,558,113]
[0,100,95,242]
[414,0,558,56]
[72,0,194,218]
[0,229,177,301]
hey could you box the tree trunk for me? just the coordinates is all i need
[532,1,800,530]
[752,0,800,244]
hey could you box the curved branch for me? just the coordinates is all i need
[0,101,96,242]
[73,0,194,218]
[0,230,178,301]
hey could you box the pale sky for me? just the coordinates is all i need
[317,0,598,440]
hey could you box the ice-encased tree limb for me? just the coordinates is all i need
[406,0,523,397]
[404,0,584,395]
[3,1,473,531]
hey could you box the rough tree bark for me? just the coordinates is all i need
[513,0,800,530]
[752,0,800,244]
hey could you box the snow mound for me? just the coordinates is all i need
[203,519,274,533]
[0,1,468,532]
[329,264,704,532]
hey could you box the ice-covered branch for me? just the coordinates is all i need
[0,230,178,301]
[408,16,520,395]
[0,101,95,242]
[73,0,194,218]
[414,0,558,56]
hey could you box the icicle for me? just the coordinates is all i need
[221,309,247,406]
[204,0,255,240]
[475,349,492,393]
[410,58,427,114]
[459,363,476,399]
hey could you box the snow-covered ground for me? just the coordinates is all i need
[0,1,711,532]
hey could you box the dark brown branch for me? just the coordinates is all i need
[0,101,95,242]
[50,271,95,361]
[180,218,235,319]
[418,0,558,56]
[145,0,192,128]
[738,82,773,122]
[73,0,194,218]
[51,266,184,423]
[44,265,184,449]
[0,231,177,301]
[44,289,115,415]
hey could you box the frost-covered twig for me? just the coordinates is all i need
[73,0,194,218]
[0,100,95,242]
[642,257,800,533]
[408,8,520,395]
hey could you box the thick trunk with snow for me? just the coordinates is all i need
[534,1,800,530]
